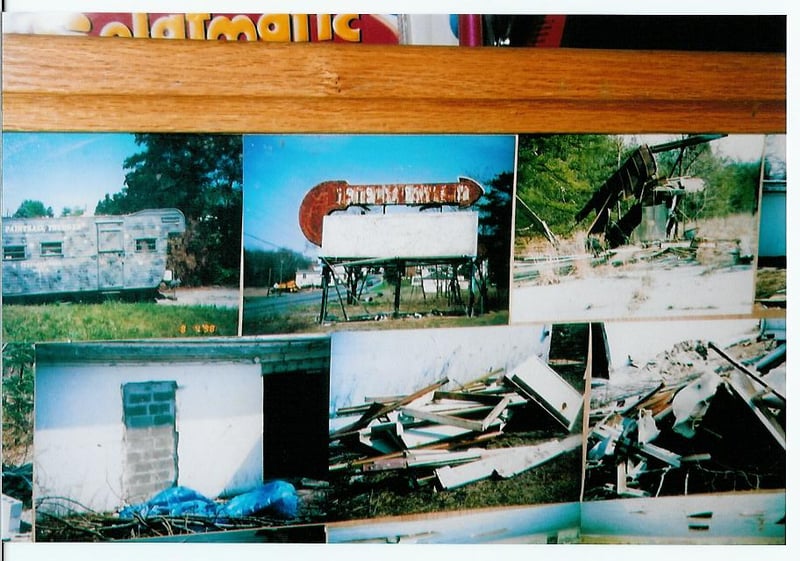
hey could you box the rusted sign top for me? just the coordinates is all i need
[298,176,484,246]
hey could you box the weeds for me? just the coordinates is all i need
[2,343,35,464]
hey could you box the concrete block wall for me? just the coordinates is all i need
[122,381,178,504]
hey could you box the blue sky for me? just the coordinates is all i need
[243,134,517,256]
[2,132,138,217]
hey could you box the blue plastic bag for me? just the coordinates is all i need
[216,481,298,519]
[118,486,216,519]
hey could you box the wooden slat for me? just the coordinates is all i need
[2,34,786,133]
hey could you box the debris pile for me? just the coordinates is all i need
[34,480,327,542]
[585,324,786,500]
[329,354,585,497]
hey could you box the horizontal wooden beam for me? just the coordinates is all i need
[2,34,786,133]
[34,334,331,373]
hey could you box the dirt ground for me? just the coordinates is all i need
[156,286,241,309]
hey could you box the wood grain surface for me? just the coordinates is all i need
[2,34,786,133]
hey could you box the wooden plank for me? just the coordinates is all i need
[330,378,449,440]
[433,391,504,405]
[400,407,484,432]
[2,34,785,133]
[34,335,330,372]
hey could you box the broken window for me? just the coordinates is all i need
[135,238,157,252]
[40,241,63,256]
[3,245,26,260]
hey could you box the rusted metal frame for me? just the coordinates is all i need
[708,341,786,403]
[318,264,331,323]
[320,257,350,322]
[393,259,404,318]
[330,377,450,440]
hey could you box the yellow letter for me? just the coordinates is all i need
[316,14,333,41]
[333,14,361,42]
[65,13,92,34]
[99,21,132,37]
[185,13,210,39]
[291,14,310,42]
[132,13,149,38]
[207,15,257,40]
[256,14,291,42]
[151,14,186,39]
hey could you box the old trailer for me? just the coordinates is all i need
[2,209,185,303]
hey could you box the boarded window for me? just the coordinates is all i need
[3,245,26,260]
[122,381,178,504]
[40,241,63,256]
[97,223,124,253]
[135,238,157,252]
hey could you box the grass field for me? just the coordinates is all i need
[2,301,239,343]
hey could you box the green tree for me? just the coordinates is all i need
[515,135,622,237]
[244,248,313,288]
[13,199,53,218]
[95,134,243,286]
[60,206,85,217]
[475,171,514,305]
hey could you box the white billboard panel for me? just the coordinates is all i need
[321,211,479,259]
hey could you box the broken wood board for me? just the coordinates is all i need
[400,395,512,433]
[363,449,485,472]
[507,355,584,431]
[435,433,582,489]
[330,378,449,440]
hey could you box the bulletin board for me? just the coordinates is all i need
[1,25,788,550]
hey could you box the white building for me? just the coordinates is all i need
[34,335,330,515]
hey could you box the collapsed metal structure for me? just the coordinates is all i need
[576,134,725,248]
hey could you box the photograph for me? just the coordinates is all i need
[511,134,765,323]
[753,134,787,310]
[326,324,589,542]
[241,134,516,335]
[1,132,245,541]
[583,318,786,544]
[31,336,331,543]
[1,132,243,341]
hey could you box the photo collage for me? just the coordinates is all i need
[1,132,786,544]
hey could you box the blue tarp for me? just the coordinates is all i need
[118,481,298,520]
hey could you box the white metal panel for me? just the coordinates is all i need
[321,211,479,259]
[508,355,584,431]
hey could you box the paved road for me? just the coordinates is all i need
[243,290,323,319]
